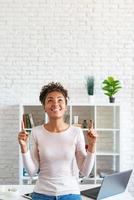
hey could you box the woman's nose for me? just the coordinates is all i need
[53,100,58,105]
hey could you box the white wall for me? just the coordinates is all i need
[0,0,134,195]
[0,105,19,184]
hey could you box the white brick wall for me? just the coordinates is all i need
[0,105,19,184]
[0,0,134,195]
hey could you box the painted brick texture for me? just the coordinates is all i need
[0,105,19,184]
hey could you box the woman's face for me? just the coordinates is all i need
[44,91,67,119]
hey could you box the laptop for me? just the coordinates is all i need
[22,192,32,199]
[81,169,133,200]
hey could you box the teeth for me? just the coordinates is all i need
[51,108,60,111]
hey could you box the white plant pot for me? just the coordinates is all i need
[88,95,94,103]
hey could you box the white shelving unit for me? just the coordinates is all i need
[19,104,120,185]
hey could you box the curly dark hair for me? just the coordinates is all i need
[39,82,69,105]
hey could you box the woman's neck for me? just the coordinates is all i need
[44,118,69,133]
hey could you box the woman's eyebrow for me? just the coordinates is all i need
[47,96,64,99]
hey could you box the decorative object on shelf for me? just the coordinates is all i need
[73,116,82,127]
[102,76,122,103]
[82,120,87,128]
[86,76,94,102]
[74,115,79,124]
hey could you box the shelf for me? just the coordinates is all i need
[21,176,38,180]
[96,128,120,131]
[82,128,89,131]
[25,128,32,131]
[19,104,120,185]
[95,176,103,180]
[83,128,120,132]
[79,177,96,184]
[70,103,120,106]
[96,152,119,156]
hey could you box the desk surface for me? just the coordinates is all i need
[0,185,134,200]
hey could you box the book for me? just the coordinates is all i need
[28,113,35,127]
[23,114,27,129]
[26,114,31,128]
[23,113,35,129]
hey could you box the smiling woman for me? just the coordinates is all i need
[44,91,68,124]
[39,82,69,132]
[18,82,97,200]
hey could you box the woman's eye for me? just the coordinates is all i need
[47,99,52,103]
[58,99,63,102]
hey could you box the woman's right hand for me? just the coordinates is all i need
[18,122,29,153]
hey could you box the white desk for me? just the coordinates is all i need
[0,185,134,200]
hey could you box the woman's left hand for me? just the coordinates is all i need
[86,120,98,153]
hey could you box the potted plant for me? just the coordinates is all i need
[86,76,94,102]
[102,76,122,103]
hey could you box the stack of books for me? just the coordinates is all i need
[23,113,35,129]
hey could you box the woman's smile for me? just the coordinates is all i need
[50,107,62,112]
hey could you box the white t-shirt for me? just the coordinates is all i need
[22,125,95,196]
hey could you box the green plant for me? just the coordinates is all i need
[102,76,122,97]
[86,76,94,95]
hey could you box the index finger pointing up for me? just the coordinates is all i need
[21,120,25,131]
[88,119,94,129]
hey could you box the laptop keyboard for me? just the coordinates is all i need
[81,186,101,199]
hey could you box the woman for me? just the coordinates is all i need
[18,82,97,200]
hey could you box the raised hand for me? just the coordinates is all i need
[86,120,98,153]
[18,121,29,153]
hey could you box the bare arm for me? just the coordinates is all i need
[22,142,39,177]
[75,128,95,177]
[18,125,39,177]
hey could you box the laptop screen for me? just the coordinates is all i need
[81,169,133,200]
